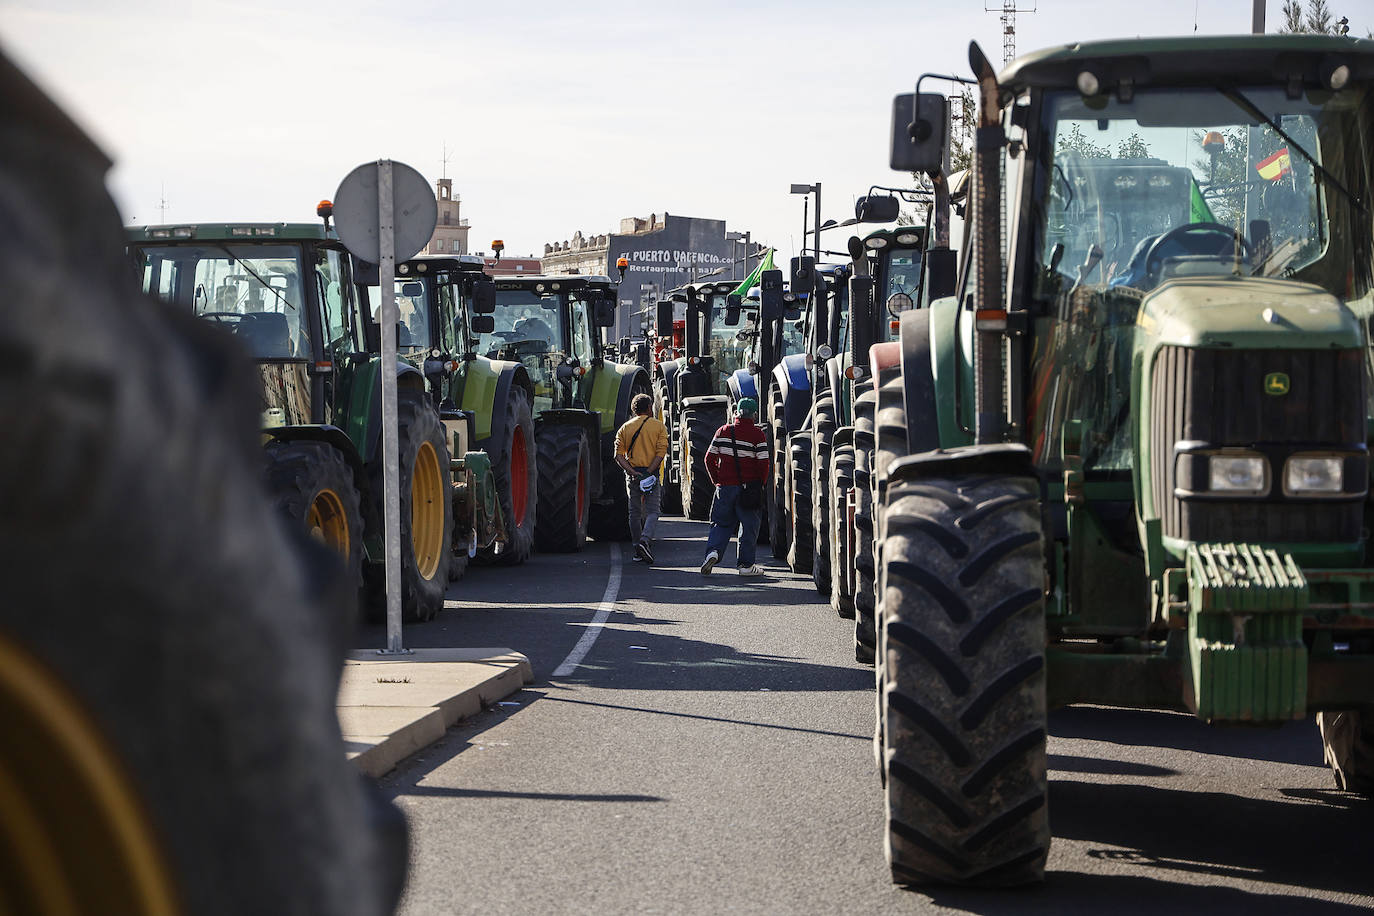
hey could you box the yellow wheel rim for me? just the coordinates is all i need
[306,488,350,562]
[0,636,179,915]
[411,440,444,581]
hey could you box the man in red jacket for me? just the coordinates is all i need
[700,397,770,576]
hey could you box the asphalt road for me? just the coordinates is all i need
[360,515,1374,915]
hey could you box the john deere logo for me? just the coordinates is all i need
[1264,372,1291,396]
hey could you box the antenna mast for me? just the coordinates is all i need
[986,0,1036,65]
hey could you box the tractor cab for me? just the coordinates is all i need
[483,275,601,415]
[129,222,363,429]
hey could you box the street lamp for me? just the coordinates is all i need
[791,182,821,263]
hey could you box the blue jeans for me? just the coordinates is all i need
[704,484,761,568]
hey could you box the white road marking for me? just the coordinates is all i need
[552,544,622,678]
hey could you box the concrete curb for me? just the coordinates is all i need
[338,648,533,778]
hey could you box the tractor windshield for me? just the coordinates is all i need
[707,295,753,381]
[480,287,568,401]
[138,243,311,359]
[1027,82,1374,472]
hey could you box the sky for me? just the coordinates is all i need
[0,0,1330,267]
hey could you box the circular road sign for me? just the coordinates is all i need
[332,161,437,264]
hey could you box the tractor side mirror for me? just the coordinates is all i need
[352,257,379,286]
[890,92,950,175]
[656,299,674,336]
[472,315,495,334]
[925,248,957,303]
[789,256,815,300]
[594,294,616,328]
[855,195,901,223]
[760,270,784,322]
[470,277,496,314]
[725,294,742,326]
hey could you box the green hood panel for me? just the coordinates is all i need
[1136,276,1361,350]
[589,362,642,434]
[456,356,519,442]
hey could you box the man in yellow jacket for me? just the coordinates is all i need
[614,393,669,563]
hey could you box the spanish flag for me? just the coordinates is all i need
[1256,147,1292,181]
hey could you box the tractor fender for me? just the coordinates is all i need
[356,359,429,464]
[824,353,849,423]
[467,359,533,459]
[898,298,974,453]
[536,408,603,495]
[773,354,813,434]
[728,367,757,402]
[657,358,684,407]
[676,362,713,401]
[682,393,731,413]
[886,442,1034,489]
[264,424,370,510]
[591,361,650,438]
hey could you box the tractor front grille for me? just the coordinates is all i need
[1150,345,1365,544]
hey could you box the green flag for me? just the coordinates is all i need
[1190,178,1216,224]
[732,248,776,298]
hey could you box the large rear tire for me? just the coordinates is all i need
[829,440,855,618]
[768,417,790,559]
[492,388,537,565]
[265,439,364,602]
[681,403,726,521]
[534,424,590,553]
[655,382,682,515]
[1319,708,1374,795]
[811,395,836,596]
[364,389,453,623]
[880,474,1048,887]
[853,387,879,664]
[788,432,814,574]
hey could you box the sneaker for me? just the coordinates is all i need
[633,542,649,563]
[737,564,767,577]
[640,541,654,564]
[700,550,720,575]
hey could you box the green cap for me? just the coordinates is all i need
[737,397,759,416]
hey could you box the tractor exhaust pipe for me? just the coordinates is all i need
[970,41,1005,444]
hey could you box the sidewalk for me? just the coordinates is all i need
[338,647,532,778]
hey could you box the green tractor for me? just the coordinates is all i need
[382,255,536,572]
[129,217,452,622]
[479,273,650,545]
[654,280,750,520]
[870,35,1374,886]
[817,221,931,642]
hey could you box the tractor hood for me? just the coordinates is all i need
[1135,275,1361,350]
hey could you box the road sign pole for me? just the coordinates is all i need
[377,159,405,654]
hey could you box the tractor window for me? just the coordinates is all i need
[440,280,463,354]
[1025,84,1374,472]
[137,243,310,360]
[570,300,593,364]
[316,247,356,357]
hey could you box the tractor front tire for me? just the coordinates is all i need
[811,395,836,596]
[492,388,537,564]
[682,403,726,521]
[364,389,452,623]
[853,388,879,664]
[1319,708,1374,795]
[829,441,855,619]
[535,424,590,553]
[880,474,1048,887]
[788,432,814,575]
[265,439,364,605]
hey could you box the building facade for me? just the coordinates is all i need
[482,256,543,277]
[541,213,754,339]
[425,178,470,256]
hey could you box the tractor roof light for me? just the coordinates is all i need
[230,227,253,236]
[895,233,920,245]
[316,199,333,218]
[867,237,889,250]
[1076,69,1102,97]
[844,365,866,380]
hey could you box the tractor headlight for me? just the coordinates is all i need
[1284,456,1343,494]
[1208,455,1269,495]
